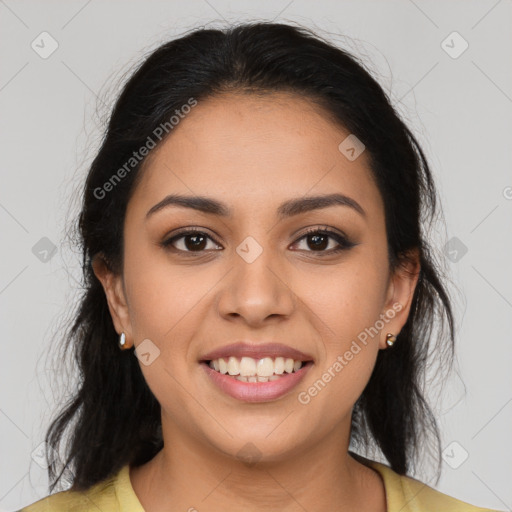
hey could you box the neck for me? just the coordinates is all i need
[130,419,386,512]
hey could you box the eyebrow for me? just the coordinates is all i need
[145,193,366,220]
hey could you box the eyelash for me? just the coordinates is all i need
[160,226,356,256]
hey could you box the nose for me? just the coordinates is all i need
[216,242,295,327]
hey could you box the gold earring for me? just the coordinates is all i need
[385,333,396,347]
[119,332,130,350]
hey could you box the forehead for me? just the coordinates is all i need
[129,92,382,218]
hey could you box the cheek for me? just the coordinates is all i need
[292,252,388,413]
[122,245,208,424]
[298,254,389,345]
[123,238,207,342]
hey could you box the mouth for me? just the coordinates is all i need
[199,355,314,403]
[202,356,312,382]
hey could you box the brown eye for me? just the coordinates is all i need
[162,229,222,253]
[292,228,356,255]
[305,232,330,251]
[161,226,356,256]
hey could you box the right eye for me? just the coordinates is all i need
[161,228,223,253]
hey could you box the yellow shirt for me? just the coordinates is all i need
[19,460,501,511]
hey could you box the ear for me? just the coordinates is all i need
[92,254,133,348]
[379,248,421,350]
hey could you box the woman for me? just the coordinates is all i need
[20,21,501,512]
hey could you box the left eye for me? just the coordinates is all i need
[291,229,355,254]
[295,230,351,253]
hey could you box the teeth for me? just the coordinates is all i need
[239,357,257,377]
[208,356,305,378]
[234,375,281,383]
[274,357,285,374]
[257,357,274,377]
[227,356,239,375]
[218,358,228,374]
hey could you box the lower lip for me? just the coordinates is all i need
[201,362,313,403]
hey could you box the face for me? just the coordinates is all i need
[94,92,419,464]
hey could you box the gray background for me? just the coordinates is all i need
[1,1,511,511]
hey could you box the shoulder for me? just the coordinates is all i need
[365,459,502,512]
[18,465,138,512]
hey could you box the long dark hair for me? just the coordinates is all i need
[44,21,455,493]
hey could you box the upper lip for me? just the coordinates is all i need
[200,342,314,362]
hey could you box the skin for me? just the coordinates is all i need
[93,91,420,512]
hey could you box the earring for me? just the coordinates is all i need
[385,333,397,347]
[119,332,129,350]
